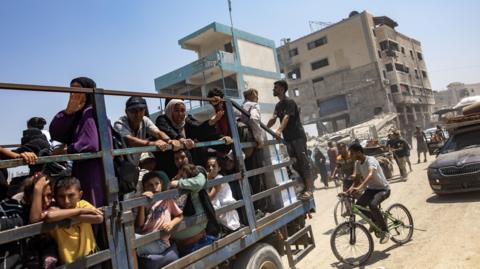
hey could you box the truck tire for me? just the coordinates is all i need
[233,243,284,269]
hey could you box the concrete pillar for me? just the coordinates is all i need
[412,105,418,122]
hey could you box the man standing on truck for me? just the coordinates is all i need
[267,80,314,200]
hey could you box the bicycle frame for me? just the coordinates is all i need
[345,199,405,234]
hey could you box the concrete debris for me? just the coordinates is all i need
[307,113,398,149]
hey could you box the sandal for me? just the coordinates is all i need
[299,191,313,200]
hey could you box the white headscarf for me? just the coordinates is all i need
[165,99,186,132]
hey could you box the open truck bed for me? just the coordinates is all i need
[0,82,315,269]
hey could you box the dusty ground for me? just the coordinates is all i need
[294,154,480,269]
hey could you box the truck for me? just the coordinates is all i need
[0,82,316,269]
[427,113,480,195]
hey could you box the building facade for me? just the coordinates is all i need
[277,11,434,133]
[433,82,480,111]
[154,22,281,121]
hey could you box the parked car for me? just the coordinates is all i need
[427,116,480,194]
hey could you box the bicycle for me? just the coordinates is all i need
[330,193,414,266]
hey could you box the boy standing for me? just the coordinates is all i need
[46,177,103,264]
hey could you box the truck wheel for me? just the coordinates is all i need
[233,243,284,269]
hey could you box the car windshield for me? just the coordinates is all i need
[441,130,480,153]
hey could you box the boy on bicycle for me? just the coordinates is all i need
[347,143,391,244]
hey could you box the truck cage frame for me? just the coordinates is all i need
[0,82,315,269]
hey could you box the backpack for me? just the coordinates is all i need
[111,128,139,199]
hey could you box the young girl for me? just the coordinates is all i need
[135,171,183,268]
[206,157,240,232]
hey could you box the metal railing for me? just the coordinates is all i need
[0,82,310,269]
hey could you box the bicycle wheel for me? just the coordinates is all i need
[386,203,414,244]
[333,199,347,225]
[330,222,374,266]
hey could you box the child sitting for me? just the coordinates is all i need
[206,157,240,233]
[135,171,183,268]
[46,177,103,265]
[22,173,58,268]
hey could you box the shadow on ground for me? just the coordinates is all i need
[330,243,405,268]
[426,191,480,204]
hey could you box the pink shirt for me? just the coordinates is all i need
[141,199,182,244]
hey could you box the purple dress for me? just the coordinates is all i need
[49,106,105,207]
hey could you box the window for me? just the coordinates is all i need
[307,36,328,50]
[421,70,428,78]
[414,69,419,79]
[401,47,405,54]
[289,48,298,57]
[395,63,409,73]
[409,50,414,58]
[390,85,399,93]
[379,40,399,51]
[311,58,329,70]
[287,68,301,80]
[312,76,324,84]
[383,70,387,79]
[224,42,233,53]
[417,52,423,61]
[385,63,393,72]
[293,89,300,97]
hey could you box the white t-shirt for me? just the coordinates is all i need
[114,116,160,165]
[211,175,241,231]
[356,156,389,190]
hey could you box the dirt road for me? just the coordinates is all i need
[295,155,480,269]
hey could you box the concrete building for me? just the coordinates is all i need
[433,82,480,111]
[154,22,281,121]
[277,11,434,133]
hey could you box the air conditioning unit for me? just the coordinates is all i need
[383,79,390,85]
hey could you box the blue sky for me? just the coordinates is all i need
[1,0,479,144]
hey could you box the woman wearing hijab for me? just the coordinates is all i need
[49,77,106,207]
[155,99,232,178]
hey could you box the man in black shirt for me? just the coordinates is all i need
[267,80,313,200]
[389,131,409,180]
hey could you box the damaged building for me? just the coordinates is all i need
[277,10,434,134]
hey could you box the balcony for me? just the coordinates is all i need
[154,50,236,91]
[392,92,435,105]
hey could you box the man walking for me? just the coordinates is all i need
[415,126,428,163]
[267,80,314,200]
[389,131,409,180]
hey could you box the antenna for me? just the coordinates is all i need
[309,21,332,32]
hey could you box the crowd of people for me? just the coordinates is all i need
[308,125,435,188]
[0,78,316,268]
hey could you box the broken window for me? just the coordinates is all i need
[401,47,405,54]
[311,58,329,70]
[287,68,301,80]
[390,84,399,93]
[409,50,414,59]
[307,36,328,50]
[379,40,399,51]
[385,63,393,72]
[224,42,233,53]
[417,52,423,61]
[312,76,324,84]
[395,63,409,73]
[289,48,299,57]
[415,69,419,79]
[421,70,428,78]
